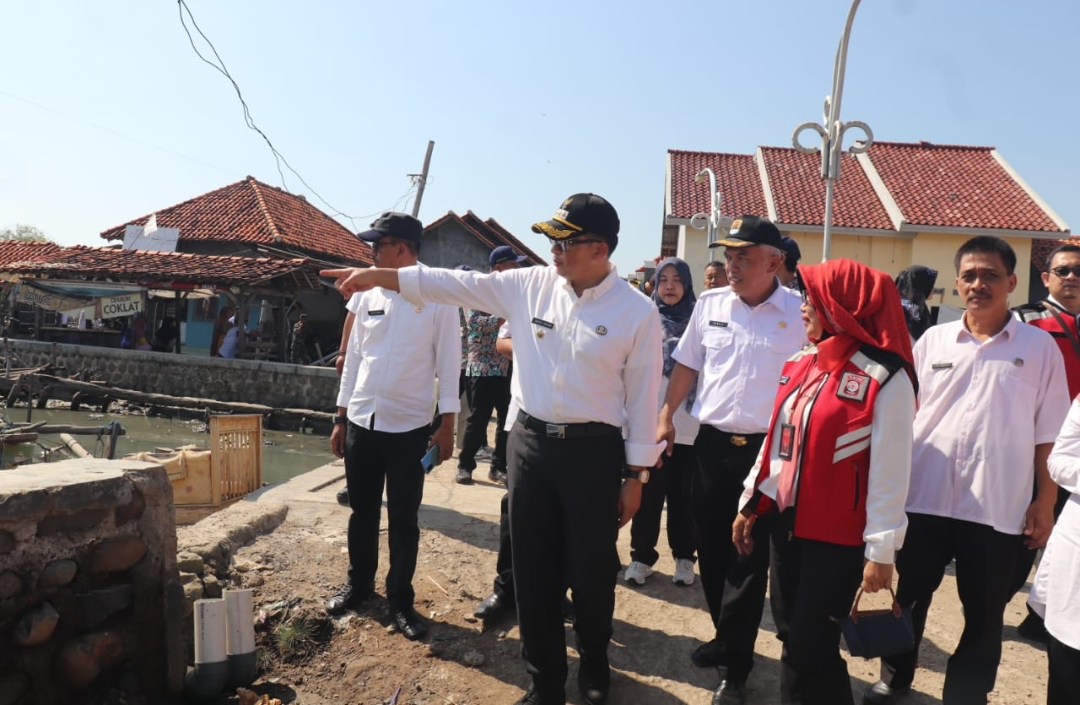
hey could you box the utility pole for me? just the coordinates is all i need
[409,140,435,218]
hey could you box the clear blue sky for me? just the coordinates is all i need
[2,0,1078,277]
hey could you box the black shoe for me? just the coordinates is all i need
[475,592,513,621]
[336,487,349,506]
[324,583,373,615]
[488,468,508,485]
[455,467,473,485]
[578,660,610,705]
[390,608,428,640]
[513,689,562,705]
[862,680,910,704]
[691,639,722,668]
[711,679,746,705]
[562,596,576,624]
[1016,612,1049,644]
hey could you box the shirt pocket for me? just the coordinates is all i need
[703,327,734,370]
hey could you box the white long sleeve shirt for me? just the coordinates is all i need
[336,272,461,433]
[398,264,664,468]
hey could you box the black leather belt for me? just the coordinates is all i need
[517,411,621,439]
[706,427,766,447]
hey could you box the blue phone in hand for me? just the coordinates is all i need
[421,445,439,473]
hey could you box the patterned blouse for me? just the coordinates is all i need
[464,308,509,377]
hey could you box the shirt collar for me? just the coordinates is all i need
[957,312,1018,342]
[737,278,787,311]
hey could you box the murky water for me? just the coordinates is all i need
[1,408,337,485]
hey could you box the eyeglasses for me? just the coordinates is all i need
[547,236,604,252]
[1050,265,1080,279]
[370,239,403,254]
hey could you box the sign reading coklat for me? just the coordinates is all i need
[17,283,144,320]
[99,292,143,319]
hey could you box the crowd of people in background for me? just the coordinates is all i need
[321,199,1080,705]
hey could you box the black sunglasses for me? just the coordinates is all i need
[1050,265,1080,279]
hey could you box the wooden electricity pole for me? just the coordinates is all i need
[410,140,435,218]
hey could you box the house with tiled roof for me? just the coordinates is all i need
[422,211,547,271]
[665,141,1072,306]
[0,240,64,268]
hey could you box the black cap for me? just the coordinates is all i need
[489,245,527,267]
[531,193,620,246]
[356,212,423,244]
[779,236,802,264]
[711,215,783,249]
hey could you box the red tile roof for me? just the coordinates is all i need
[668,150,767,221]
[99,176,372,265]
[866,142,1060,231]
[0,245,318,288]
[0,241,64,267]
[1032,237,1080,271]
[760,147,893,230]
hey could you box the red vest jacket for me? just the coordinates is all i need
[1016,301,1080,400]
[747,348,900,546]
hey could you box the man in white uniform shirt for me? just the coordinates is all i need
[326,212,460,643]
[659,215,806,704]
[865,236,1070,705]
[322,193,663,705]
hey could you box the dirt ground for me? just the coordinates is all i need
[219,461,1053,705]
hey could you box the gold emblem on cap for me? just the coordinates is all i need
[596,325,608,336]
[730,218,743,234]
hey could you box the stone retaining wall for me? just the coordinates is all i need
[0,459,184,703]
[5,340,340,412]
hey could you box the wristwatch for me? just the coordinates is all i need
[333,415,348,426]
[623,467,651,484]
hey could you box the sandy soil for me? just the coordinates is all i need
[220,465,1052,705]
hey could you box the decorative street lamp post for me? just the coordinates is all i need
[691,168,723,251]
[792,0,875,262]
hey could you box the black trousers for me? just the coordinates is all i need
[881,513,1021,704]
[344,421,430,613]
[507,421,624,701]
[1008,486,1070,600]
[630,442,696,566]
[493,491,514,600]
[692,425,769,681]
[459,375,511,472]
[1048,633,1080,705]
[770,509,864,705]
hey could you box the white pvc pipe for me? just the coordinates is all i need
[224,589,255,655]
[193,598,227,665]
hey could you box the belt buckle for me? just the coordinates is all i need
[545,423,566,439]
[730,435,748,447]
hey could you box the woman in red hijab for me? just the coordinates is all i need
[732,259,917,705]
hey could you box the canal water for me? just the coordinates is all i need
[2,408,337,485]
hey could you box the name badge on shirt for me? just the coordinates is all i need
[708,320,728,328]
[531,317,555,330]
[836,372,870,402]
[931,362,952,370]
[368,309,385,316]
[779,375,791,385]
[778,423,795,461]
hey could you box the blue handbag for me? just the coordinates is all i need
[841,587,915,659]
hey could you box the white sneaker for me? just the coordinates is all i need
[623,561,653,585]
[672,558,695,586]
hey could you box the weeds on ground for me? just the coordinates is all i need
[273,616,316,659]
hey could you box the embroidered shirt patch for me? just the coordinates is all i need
[836,372,871,402]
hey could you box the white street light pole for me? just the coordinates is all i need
[792,0,875,262]
[690,168,723,253]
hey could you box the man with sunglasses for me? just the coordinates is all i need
[321,193,663,705]
[325,212,460,644]
[659,215,806,704]
[1008,243,1080,642]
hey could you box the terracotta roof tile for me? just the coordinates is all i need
[0,241,64,267]
[99,176,373,265]
[867,142,1063,232]
[669,150,767,221]
[0,246,317,287]
[760,147,893,230]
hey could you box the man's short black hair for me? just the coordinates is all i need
[705,261,725,270]
[954,236,1017,275]
[403,240,420,256]
[1045,243,1080,272]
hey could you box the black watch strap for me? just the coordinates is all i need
[333,415,348,426]
[623,467,641,480]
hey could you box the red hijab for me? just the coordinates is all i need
[798,259,914,376]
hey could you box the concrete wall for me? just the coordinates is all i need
[6,340,341,412]
[421,221,498,272]
[0,459,184,700]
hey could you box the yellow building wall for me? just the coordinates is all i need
[677,226,714,288]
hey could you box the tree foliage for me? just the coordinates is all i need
[0,224,51,242]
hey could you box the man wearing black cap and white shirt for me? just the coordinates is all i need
[659,215,806,704]
[322,193,664,705]
[325,212,461,643]
[456,246,528,485]
[778,236,802,288]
